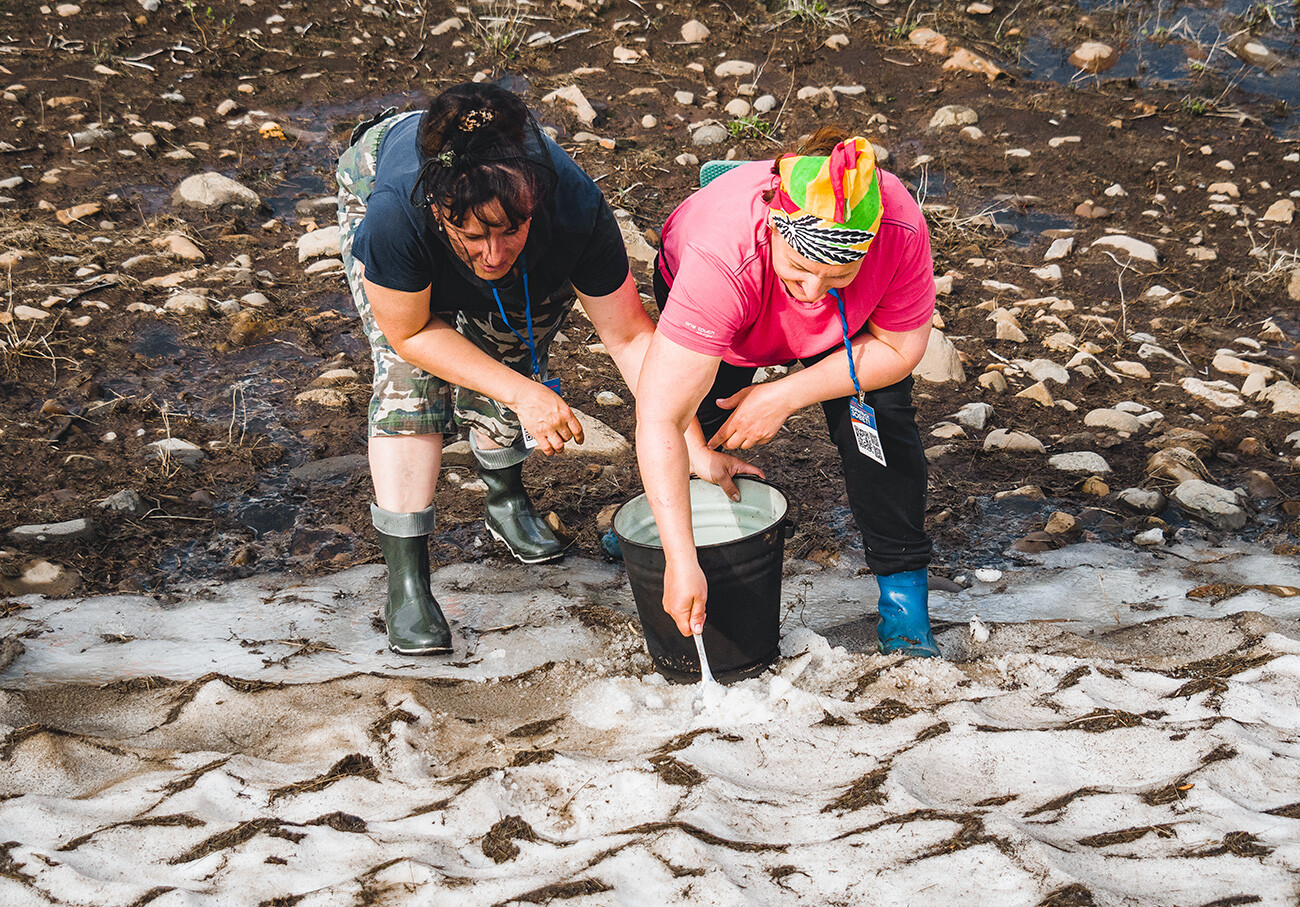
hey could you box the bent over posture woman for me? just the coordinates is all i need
[337,82,658,655]
[636,128,941,657]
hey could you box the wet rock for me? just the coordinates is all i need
[0,558,80,597]
[910,28,948,55]
[1147,447,1210,484]
[983,429,1045,452]
[1068,42,1117,73]
[1170,480,1247,530]
[912,328,965,383]
[1180,377,1244,409]
[97,489,143,513]
[680,19,709,43]
[297,226,341,262]
[927,105,978,131]
[289,454,369,483]
[172,172,264,211]
[1084,408,1143,434]
[1048,451,1111,474]
[9,518,94,543]
[1091,235,1158,263]
[1232,36,1280,69]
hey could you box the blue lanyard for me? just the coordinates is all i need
[489,254,539,378]
[829,289,862,400]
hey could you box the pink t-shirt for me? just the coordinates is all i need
[657,161,935,368]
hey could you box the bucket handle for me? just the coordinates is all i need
[782,501,802,538]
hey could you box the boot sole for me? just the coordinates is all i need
[486,523,570,565]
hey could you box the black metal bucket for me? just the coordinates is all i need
[613,478,793,683]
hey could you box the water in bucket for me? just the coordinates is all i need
[613,478,792,683]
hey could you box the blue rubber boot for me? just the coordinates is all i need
[876,568,940,658]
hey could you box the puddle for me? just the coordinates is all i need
[1022,0,1300,136]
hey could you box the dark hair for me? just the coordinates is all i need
[762,126,852,204]
[413,83,556,229]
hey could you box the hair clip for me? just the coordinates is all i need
[458,108,494,132]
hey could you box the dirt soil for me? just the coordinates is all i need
[0,0,1297,598]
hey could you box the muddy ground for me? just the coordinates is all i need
[0,0,1297,598]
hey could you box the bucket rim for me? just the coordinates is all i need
[612,476,789,553]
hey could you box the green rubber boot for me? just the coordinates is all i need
[479,462,570,564]
[372,503,452,655]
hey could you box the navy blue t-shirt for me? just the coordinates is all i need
[352,112,629,318]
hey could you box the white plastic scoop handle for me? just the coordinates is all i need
[692,632,716,685]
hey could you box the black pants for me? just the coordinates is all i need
[653,263,932,576]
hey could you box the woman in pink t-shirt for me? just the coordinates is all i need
[636,128,940,658]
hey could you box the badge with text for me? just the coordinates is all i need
[520,377,564,450]
[848,398,887,466]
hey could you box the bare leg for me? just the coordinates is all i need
[369,434,444,512]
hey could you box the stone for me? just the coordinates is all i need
[1180,377,1244,409]
[692,124,728,146]
[152,233,205,261]
[912,328,965,383]
[145,437,205,464]
[1112,361,1150,379]
[614,209,657,265]
[289,454,369,482]
[714,60,756,78]
[1091,235,1158,263]
[1117,487,1166,515]
[1170,479,1247,530]
[9,518,94,543]
[1134,528,1166,547]
[1288,271,1300,303]
[97,489,143,513]
[1049,451,1111,474]
[959,126,985,143]
[796,86,837,109]
[1212,351,1273,379]
[542,85,597,127]
[1068,41,1117,73]
[1263,199,1295,224]
[824,34,849,50]
[640,115,657,129]
[724,98,751,118]
[1031,264,1062,282]
[1234,37,1280,68]
[56,202,102,225]
[312,368,359,387]
[680,19,709,43]
[942,48,1004,81]
[162,292,210,315]
[1258,380,1300,416]
[1244,469,1280,500]
[13,305,51,321]
[1084,408,1143,434]
[295,388,350,408]
[612,46,640,63]
[994,485,1044,501]
[753,95,778,114]
[909,28,948,56]
[0,558,80,597]
[305,258,344,275]
[1081,477,1110,497]
[978,370,1008,393]
[954,402,993,430]
[172,172,263,210]
[564,408,629,457]
[927,105,978,131]
[675,153,699,167]
[1147,429,1214,456]
[1015,382,1054,407]
[297,226,341,262]
[1146,447,1210,484]
[983,429,1045,453]
[1025,359,1069,385]
[594,390,623,406]
[930,422,966,439]
[674,91,695,106]
[992,310,1027,343]
[431,16,463,35]
[1044,511,1077,534]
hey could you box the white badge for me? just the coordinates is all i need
[848,397,887,466]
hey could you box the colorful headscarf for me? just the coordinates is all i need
[768,137,883,265]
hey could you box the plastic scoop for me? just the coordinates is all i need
[692,632,716,685]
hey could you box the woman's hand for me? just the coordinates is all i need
[688,446,765,502]
[509,381,584,455]
[664,556,708,636]
[707,382,794,450]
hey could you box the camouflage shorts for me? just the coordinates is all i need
[336,112,571,444]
